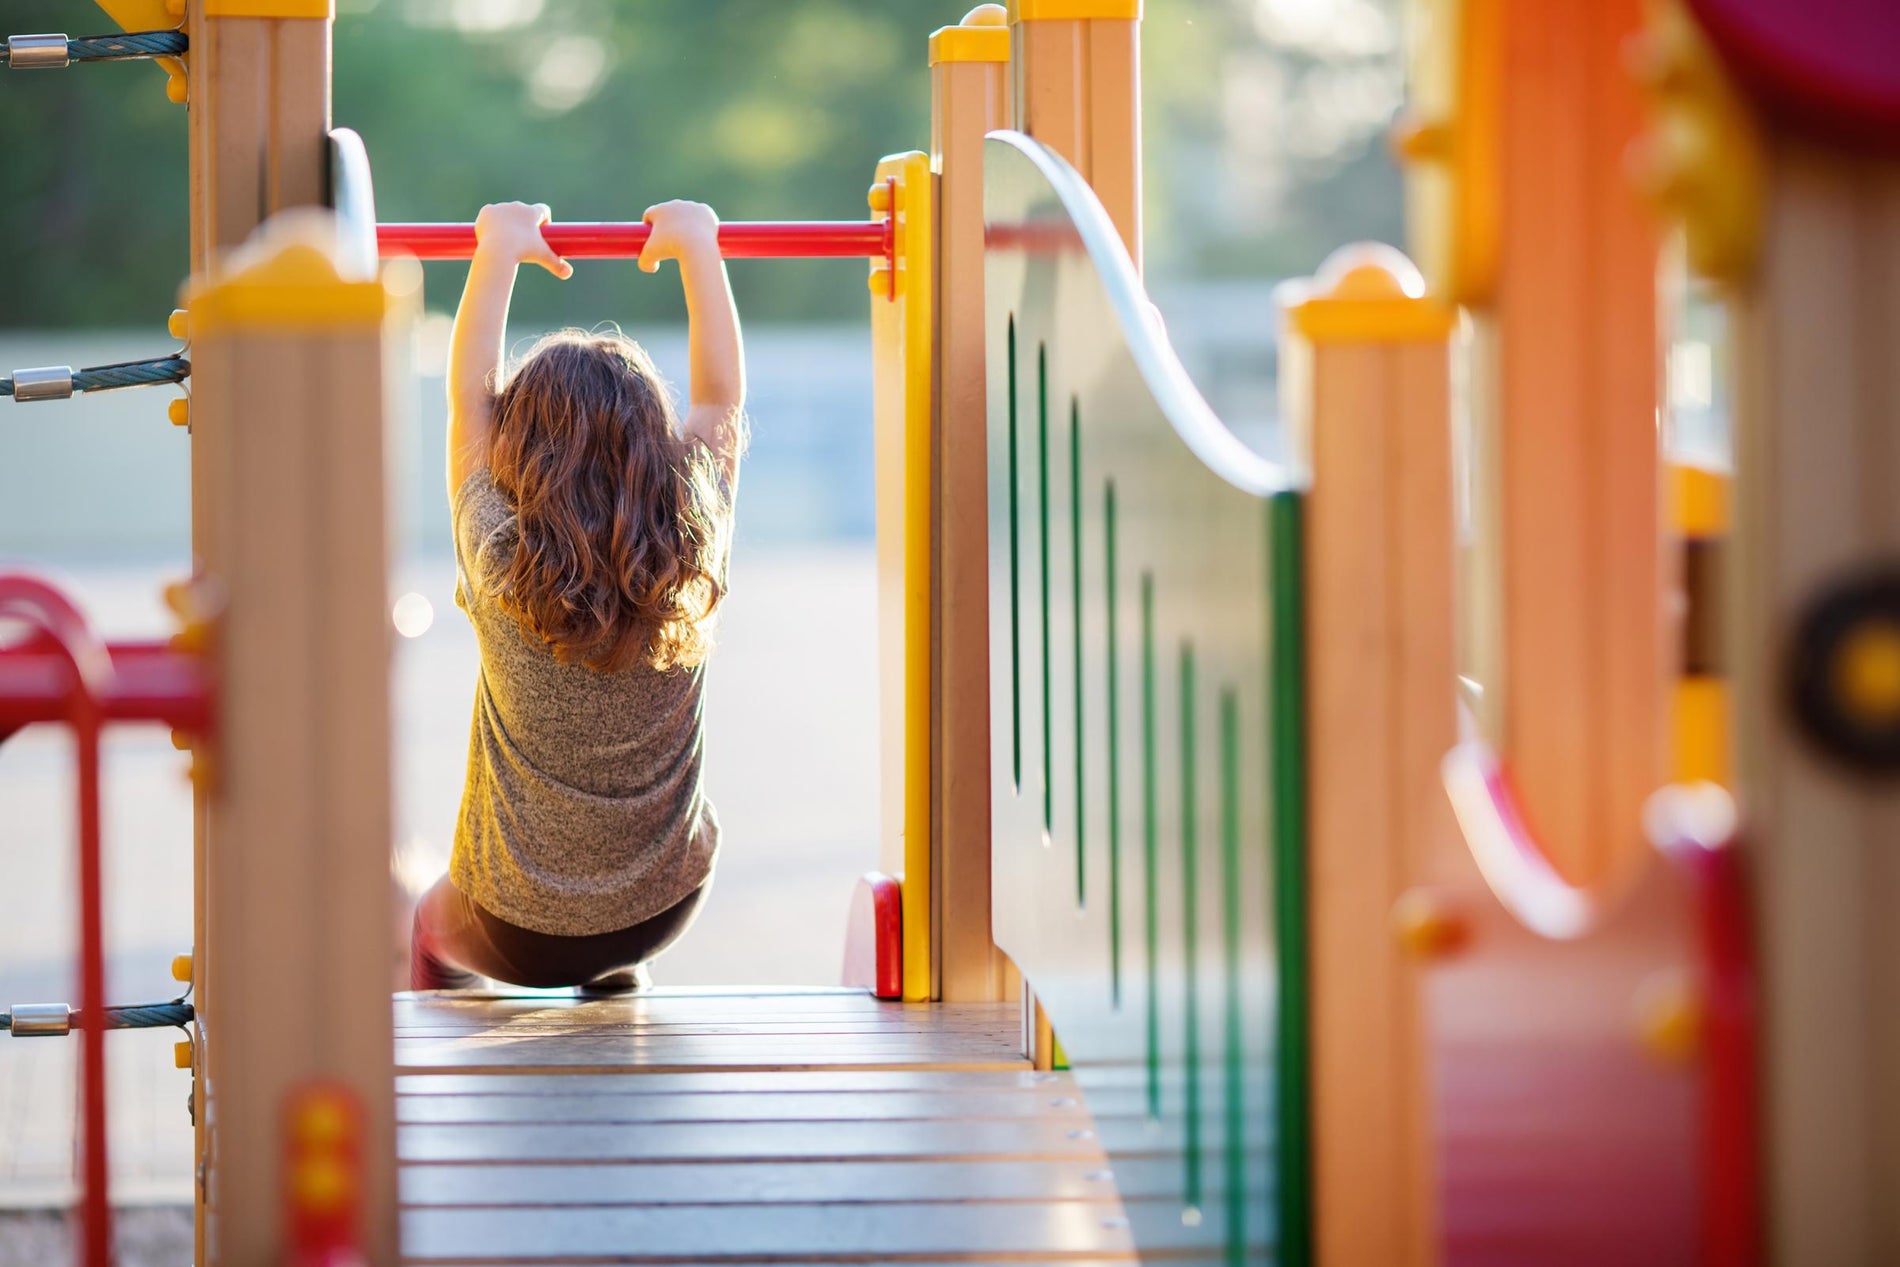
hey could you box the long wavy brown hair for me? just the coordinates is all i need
[488,330,730,673]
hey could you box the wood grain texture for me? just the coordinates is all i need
[933,51,1017,1004]
[401,1201,1136,1262]
[1731,137,1900,1266]
[390,990,1136,1261]
[1490,0,1662,886]
[1306,331,1454,1267]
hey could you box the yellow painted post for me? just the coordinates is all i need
[183,211,413,1265]
[1669,462,1730,786]
[870,151,936,1001]
[1290,245,1455,1267]
[930,5,1013,1003]
[1008,0,1142,268]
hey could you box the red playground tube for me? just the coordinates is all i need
[378,220,893,266]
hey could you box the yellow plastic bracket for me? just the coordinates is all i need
[92,1,187,103]
[930,4,1010,65]
[1010,0,1141,18]
[184,213,415,336]
[1394,0,1502,304]
[173,1038,194,1069]
[869,151,936,1001]
[1627,0,1764,285]
[170,953,194,984]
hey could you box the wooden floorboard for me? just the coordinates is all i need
[396,1071,1068,1097]
[398,1090,1091,1124]
[401,1201,1137,1261]
[400,1159,1119,1207]
[398,989,1136,1263]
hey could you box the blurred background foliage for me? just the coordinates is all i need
[0,0,1401,328]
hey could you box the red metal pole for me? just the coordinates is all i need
[76,700,109,1267]
[376,220,891,265]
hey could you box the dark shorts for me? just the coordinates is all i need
[410,871,711,990]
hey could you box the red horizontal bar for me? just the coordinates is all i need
[0,639,213,733]
[378,221,891,262]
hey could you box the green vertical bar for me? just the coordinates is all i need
[1142,573,1160,1119]
[1269,492,1311,1267]
[1105,482,1122,1007]
[1038,345,1052,836]
[1071,398,1086,906]
[1181,642,1201,1213]
[1221,690,1245,1267]
[1007,318,1021,794]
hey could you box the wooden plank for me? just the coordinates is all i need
[400,1159,1116,1209]
[1083,19,1142,267]
[933,35,1016,1006]
[398,1091,1091,1124]
[400,1200,1137,1262]
[396,1051,1027,1076]
[400,1118,1107,1165]
[1733,138,1900,1266]
[393,1018,1018,1033]
[396,1070,1070,1097]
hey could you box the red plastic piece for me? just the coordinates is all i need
[283,1081,366,1267]
[841,871,902,1000]
[0,574,216,1267]
[377,220,894,268]
[1657,826,1762,1267]
[1433,743,1760,1265]
[1688,0,1900,148]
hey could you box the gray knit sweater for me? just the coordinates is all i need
[449,469,719,937]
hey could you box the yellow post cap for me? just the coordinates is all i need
[202,0,334,16]
[930,4,1011,64]
[173,1039,194,1069]
[1011,0,1141,18]
[170,953,193,983]
[1289,242,1456,343]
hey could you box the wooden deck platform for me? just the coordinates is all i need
[393,988,1136,1264]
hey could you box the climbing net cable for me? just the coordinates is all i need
[1,999,194,1035]
[3,30,187,69]
[1,355,190,401]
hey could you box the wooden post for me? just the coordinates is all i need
[169,6,337,1259]
[930,6,1013,1003]
[1730,139,1900,1265]
[1008,0,1141,269]
[1634,1,1900,1256]
[184,2,334,269]
[1398,0,1664,884]
[1291,246,1455,1267]
[184,211,412,1266]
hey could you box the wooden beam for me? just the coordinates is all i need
[930,7,1014,1003]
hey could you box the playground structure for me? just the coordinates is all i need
[1,0,1898,1264]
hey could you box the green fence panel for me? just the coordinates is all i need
[983,132,1309,1266]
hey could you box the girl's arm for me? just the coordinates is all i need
[638,200,746,484]
[445,201,572,498]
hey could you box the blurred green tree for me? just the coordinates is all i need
[0,0,1400,329]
